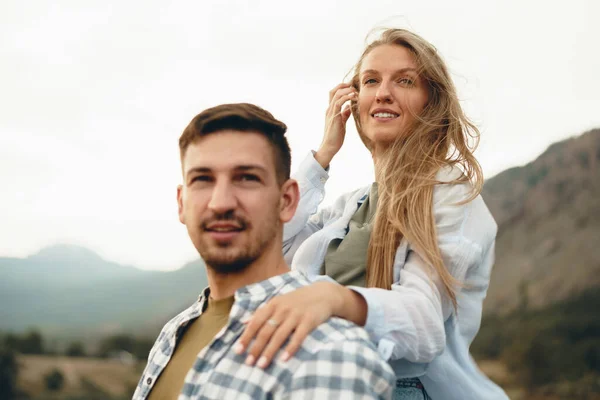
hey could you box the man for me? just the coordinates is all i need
[133,103,395,399]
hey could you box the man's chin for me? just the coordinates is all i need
[202,249,255,275]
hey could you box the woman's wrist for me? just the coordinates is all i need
[314,147,337,170]
[331,284,368,327]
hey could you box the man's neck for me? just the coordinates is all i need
[206,241,290,300]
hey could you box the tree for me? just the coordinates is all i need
[97,334,136,358]
[18,329,44,355]
[518,279,529,315]
[3,333,20,351]
[45,368,65,391]
[0,346,19,399]
[65,341,86,357]
[96,334,155,361]
[133,338,154,360]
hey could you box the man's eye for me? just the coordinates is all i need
[239,174,260,182]
[192,175,211,183]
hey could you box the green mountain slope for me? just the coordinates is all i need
[482,128,600,315]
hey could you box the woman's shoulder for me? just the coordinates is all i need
[432,165,497,240]
[433,166,472,203]
[432,164,491,206]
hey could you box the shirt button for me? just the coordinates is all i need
[146,377,153,385]
[320,177,326,183]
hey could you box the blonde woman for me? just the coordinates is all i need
[235,28,508,400]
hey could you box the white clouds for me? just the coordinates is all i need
[1,0,599,269]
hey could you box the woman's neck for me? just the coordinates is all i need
[371,145,387,182]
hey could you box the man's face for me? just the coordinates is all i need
[177,130,295,273]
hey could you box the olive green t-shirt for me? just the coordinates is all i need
[148,295,235,400]
[321,183,378,287]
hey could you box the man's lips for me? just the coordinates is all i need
[205,223,243,231]
[206,230,242,242]
[203,220,246,242]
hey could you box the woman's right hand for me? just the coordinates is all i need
[314,83,357,169]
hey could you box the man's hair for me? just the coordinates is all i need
[179,103,291,184]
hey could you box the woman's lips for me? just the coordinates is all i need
[371,110,400,123]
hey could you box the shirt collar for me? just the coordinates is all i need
[358,182,377,205]
[197,270,305,311]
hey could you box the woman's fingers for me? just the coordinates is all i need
[329,82,352,102]
[342,104,352,123]
[326,92,356,120]
[253,315,300,369]
[324,92,356,134]
[320,83,358,164]
[245,313,320,369]
[328,87,356,112]
[243,315,281,366]
[234,304,273,355]
[282,317,318,362]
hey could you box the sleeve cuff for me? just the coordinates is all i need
[307,274,337,284]
[294,151,329,190]
[347,285,386,342]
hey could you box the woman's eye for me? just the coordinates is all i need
[398,77,414,86]
[363,78,378,85]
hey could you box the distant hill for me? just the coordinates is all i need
[0,244,207,336]
[2,128,598,334]
[482,128,600,315]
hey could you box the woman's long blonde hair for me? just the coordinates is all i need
[350,29,483,311]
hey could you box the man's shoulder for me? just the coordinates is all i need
[152,302,200,348]
[278,273,374,348]
[304,316,374,354]
[286,319,395,398]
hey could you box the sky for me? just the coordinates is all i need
[1,0,599,271]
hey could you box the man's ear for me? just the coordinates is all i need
[279,179,299,224]
[177,184,185,224]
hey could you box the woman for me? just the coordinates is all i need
[235,28,508,400]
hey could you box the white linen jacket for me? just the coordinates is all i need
[283,152,509,400]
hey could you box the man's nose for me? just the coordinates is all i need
[208,181,237,214]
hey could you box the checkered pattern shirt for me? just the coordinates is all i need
[133,271,395,399]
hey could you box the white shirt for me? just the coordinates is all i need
[283,152,509,400]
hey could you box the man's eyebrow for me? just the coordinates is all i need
[185,165,268,176]
[234,165,268,174]
[185,167,212,177]
[361,67,418,76]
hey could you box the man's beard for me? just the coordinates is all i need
[197,211,279,275]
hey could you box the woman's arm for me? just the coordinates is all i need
[348,180,497,362]
[281,151,337,265]
[237,178,497,368]
[283,82,357,259]
[283,152,329,238]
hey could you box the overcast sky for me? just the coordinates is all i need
[1,0,598,270]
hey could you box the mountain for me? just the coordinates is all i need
[0,245,207,336]
[482,128,600,315]
[2,128,598,333]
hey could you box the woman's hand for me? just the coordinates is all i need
[314,83,357,169]
[234,281,343,369]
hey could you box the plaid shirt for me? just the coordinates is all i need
[133,271,394,399]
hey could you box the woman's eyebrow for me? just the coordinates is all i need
[361,67,418,76]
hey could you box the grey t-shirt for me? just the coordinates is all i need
[321,183,379,287]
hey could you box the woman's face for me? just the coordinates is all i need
[357,44,429,150]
